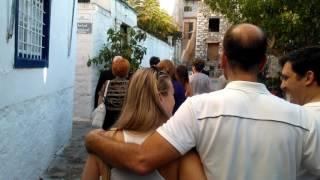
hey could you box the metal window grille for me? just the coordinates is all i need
[17,0,45,60]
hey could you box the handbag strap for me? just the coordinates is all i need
[103,80,110,98]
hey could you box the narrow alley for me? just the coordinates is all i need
[41,121,92,180]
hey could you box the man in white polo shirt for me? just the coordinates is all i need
[280,46,320,180]
[85,24,320,180]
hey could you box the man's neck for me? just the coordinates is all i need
[304,87,320,104]
[226,71,258,82]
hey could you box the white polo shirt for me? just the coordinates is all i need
[297,102,320,180]
[157,81,320,180]
[304,102,320,112]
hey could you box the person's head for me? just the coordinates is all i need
[221,23,267,78]
[112,56,130,78]
[156,59,176,80]
[279,46,320,105]
[192,59,205,73]
[176,64,189,85]
[114,68,175,131]
[149,56,160,67]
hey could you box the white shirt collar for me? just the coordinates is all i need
[225,81,270,94]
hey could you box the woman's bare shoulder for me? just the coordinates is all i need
[101,128,124,142]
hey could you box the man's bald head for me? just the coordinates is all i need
[223,23,267,71]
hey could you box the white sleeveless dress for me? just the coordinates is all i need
[110,130,165,180]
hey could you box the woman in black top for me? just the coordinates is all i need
[98,56,130,130]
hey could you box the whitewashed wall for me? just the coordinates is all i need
[0,0,77,179]
[74,3,114,121]
[114,0,137,26]
[140,32,174,67]
[74,1,173,122]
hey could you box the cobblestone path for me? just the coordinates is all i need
[41,121,92,180]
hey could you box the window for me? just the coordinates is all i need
[208,18,220,32]
[184,22,193,39]
[207,43,219,61]
[14,0,51,68]
[78,0,90,2]
[184,6,192,12]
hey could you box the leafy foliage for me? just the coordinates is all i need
[87,27,147,71]
[204,0,320,53]
[128,0,182,43]
[258,66,283,98]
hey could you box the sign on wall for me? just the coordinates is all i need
[77,23,92,34]
[77,13,92,34]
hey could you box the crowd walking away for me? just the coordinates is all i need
[85,23,320,180]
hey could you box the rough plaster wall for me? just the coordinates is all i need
[0,0,76,178]
[0,88,73,179]
[74,4,113,121]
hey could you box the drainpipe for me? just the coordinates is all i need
[6,0,16,43]
[68,0,76,57]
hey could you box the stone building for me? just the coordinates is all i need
[181,0,230,77]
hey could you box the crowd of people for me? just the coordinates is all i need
[83,23,320,180]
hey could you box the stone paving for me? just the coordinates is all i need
[41,121,92,180]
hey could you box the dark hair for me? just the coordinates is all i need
[223,24,267,71]
[149,56,160,67]
[192,59,205,72]
[279,46,320,85]
[176,64,189,85]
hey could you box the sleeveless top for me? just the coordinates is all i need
[110,130,165,180]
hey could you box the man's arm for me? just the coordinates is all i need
[85,129,181,175]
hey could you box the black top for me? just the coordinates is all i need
[94,70,115,108]
[99,78,129,130]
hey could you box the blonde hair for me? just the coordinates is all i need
[113,68,172,131]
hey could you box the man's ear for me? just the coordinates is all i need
[221,51,228,69]
[258,56,267,72]
[304,70,315,86]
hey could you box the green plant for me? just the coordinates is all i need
[204,0,320,54]
[87,27,147,71]
[258,64,283,98]
[128,0,181,44]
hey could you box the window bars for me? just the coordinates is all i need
[17,0,45,60]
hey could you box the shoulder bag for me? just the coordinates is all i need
[92,80,110,128]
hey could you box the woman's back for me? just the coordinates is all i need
[99,78,129,129]
[110,130,165,180]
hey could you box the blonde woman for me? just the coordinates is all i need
[82,68,206,180]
